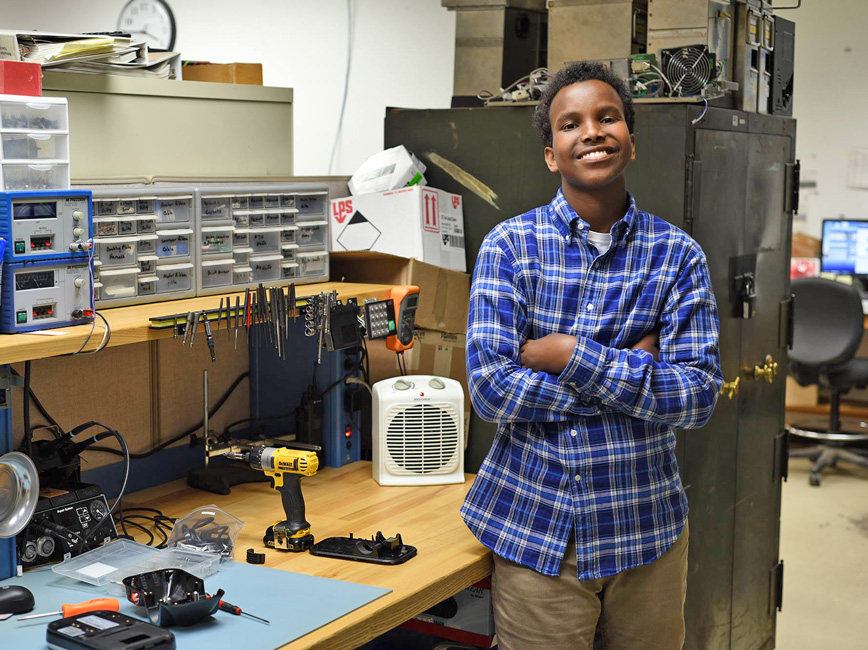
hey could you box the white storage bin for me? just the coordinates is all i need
[298,251,329,278]
[281,226,298,244]
[1,132,69,160]
[156,262,194,294]
[297,221,327,249]
[233,211,250,227]
[281,243,298,262]
[231,195,249,210]
[201,258,234,288]
[93,280,103,302]
[94,218,118,237]
[248,211,267,228]
[232,229,249,248]
[139,255,158,275]
[297,192,328,220]
[248,195,265,209]
[250,254,282,283]
[1,162,69,190]
[234,265,252,285]
[96,200,119,216]
[264,194,281,209]
[201,195,232,220]
[281,194,297,208]
[98,267,138,300]
[0,96,68,131]
[137,215,157,233]
[200,225,234,256]
[264,210,282,227]
[118,199,137,215]
[281,261,299,280]
[280,210,297,225]
[138,275,157,296]
[156,197,193,224]
[156,229,193,259]
[233,247,253,266]
[136,198,156,214]
[137,234,158,256]
[117,216,138,236]
[95,236,138,268]
[250,227,282,254]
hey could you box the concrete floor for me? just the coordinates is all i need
[777,456,868,649]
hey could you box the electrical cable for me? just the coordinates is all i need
[649,63,674,96]
[10,367,62,429]
[89,372,250,458]
[328,0,355,174]
[692,97,709,125]
[75,424,129,551]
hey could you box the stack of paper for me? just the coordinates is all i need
[0,29,181,80]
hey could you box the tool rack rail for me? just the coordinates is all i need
[0,282,393,364]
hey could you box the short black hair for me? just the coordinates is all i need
[533,61,635,146]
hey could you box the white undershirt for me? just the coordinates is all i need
[586,230,613,256]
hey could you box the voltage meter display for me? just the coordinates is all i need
[13,201,58,220]
[15,270,55,291]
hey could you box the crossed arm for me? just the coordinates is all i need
[466,234,722,428]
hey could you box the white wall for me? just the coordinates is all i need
[0,0,456,176]
[785,0,868,237]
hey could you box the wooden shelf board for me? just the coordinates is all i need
[0,282,393,364]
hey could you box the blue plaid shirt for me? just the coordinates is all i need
[461,190,722,580]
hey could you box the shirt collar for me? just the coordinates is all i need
[549,189,638,246]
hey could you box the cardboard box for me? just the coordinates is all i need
[330,186,467,272]
[0,60,41,96]
[367,328,470,444]
[330,251,469,334]
[181,62,263,85]
[401,578,494,648]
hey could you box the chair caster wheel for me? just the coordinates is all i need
[809,473,821,487]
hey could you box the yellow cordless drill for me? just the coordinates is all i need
[227,445,319,552]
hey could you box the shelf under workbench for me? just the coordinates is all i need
[0,282,393,365]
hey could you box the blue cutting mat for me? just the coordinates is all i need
[2,562,390,649]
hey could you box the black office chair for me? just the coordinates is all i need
[788,277,868,486]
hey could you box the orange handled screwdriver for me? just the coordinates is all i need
[18,597,119,621]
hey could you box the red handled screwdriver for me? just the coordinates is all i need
[218,599,270,625]
[18,597,119,621]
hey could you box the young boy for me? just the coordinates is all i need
[461,62,722,649]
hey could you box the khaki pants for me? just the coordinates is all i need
[492,523,688,650]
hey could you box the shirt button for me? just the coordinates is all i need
[577,223,584,230]
[586,303,594,311]
[575,474,582,482]
[570,429,577,437]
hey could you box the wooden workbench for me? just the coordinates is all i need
[123,461,491,650]
[0,282,392,364]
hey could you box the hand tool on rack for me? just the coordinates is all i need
[227,444,320,551]
[243,288,251,344]
[182,311,194,346]
[173,314,179,340]
[289,283,297,321]
[234,295,240,349]
[18,597,120,621]
[189,312,201,348]
[203,315,216,363]
[224,295,232,345]
[217,599,270,625]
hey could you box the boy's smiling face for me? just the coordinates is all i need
[544,79,635,192]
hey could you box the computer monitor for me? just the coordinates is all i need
[821,219,868,275]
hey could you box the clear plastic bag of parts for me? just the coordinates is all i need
[166,504,244,559]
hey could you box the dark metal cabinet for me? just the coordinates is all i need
[385,104,794,650]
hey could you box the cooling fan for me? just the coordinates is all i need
[661,45,716,97]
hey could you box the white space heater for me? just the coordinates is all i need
[372,375,465,486]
